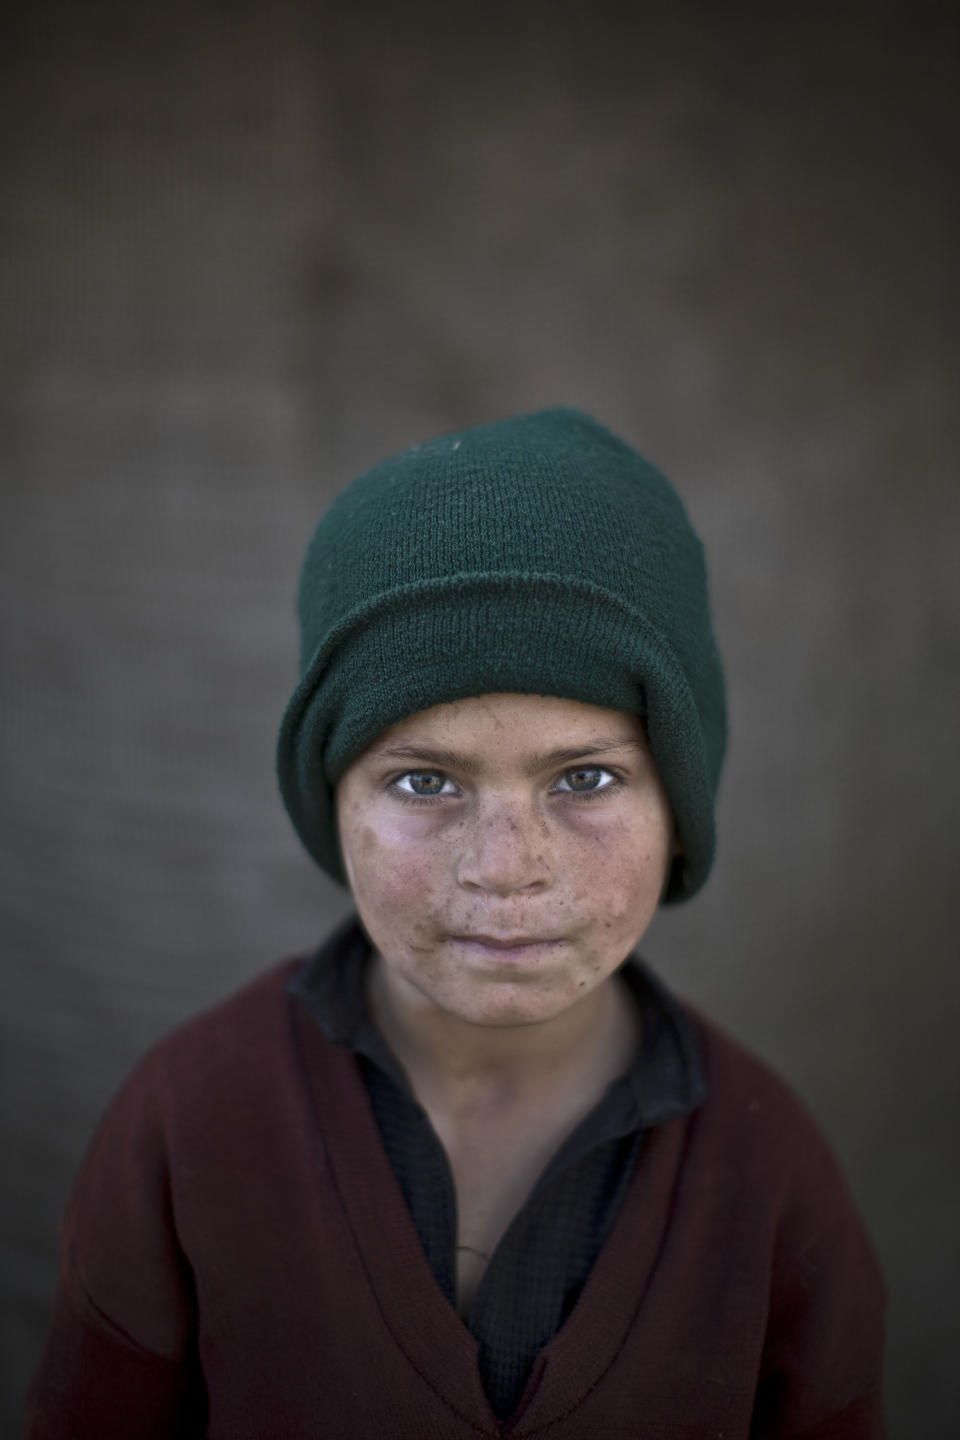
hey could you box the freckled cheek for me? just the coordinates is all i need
[345,821,450,921]
[559,817,668,926]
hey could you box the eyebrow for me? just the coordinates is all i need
[368,737,647,777]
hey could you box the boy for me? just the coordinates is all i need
[27,408,886,1437]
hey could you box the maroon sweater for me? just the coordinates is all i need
[26,959,886,1439]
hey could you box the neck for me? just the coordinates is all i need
[367,955,640,1106]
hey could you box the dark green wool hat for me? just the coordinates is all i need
[277,407,726,902]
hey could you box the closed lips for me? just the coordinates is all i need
[455,935,561,948]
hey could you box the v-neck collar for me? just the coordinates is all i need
[291,995,696,1434]
[289,918,706,1433]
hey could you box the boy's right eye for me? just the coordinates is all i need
[393,771,455,798]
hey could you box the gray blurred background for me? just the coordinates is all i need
[2,0,957,1434]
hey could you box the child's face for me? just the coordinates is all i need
[335,693,675,1031]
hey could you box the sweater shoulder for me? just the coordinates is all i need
[155,955,304,1063]
[677,1003,868,1213]
[70,953,331,1230]
[57,956,330,1361]
[94,956,311,1136]
[688,1004,832,1138]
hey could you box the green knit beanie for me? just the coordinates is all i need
[277,407,726,902]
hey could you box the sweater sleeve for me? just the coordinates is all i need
[24,1049,207,1439]
[750,1111,888,1440]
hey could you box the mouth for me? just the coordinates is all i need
[450,933,565,959]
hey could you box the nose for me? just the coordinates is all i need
[456,801,552,897]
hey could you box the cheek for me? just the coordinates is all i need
[342,812,448,921]
[561,812,670,924]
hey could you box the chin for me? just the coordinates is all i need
[442,981,581,1030]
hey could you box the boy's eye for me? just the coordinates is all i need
[395,771,454,797]
[554,766,614,794]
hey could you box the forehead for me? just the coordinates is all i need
[356,693,648,768]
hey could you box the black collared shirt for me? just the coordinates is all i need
[289,918,707,1418]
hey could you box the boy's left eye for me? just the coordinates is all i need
[552,766,616,794]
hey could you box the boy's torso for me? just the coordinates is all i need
[29,934,887,1439]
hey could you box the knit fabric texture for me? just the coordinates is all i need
[277,407,726,901]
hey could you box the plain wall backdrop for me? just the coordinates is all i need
[2,1,958,1434]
